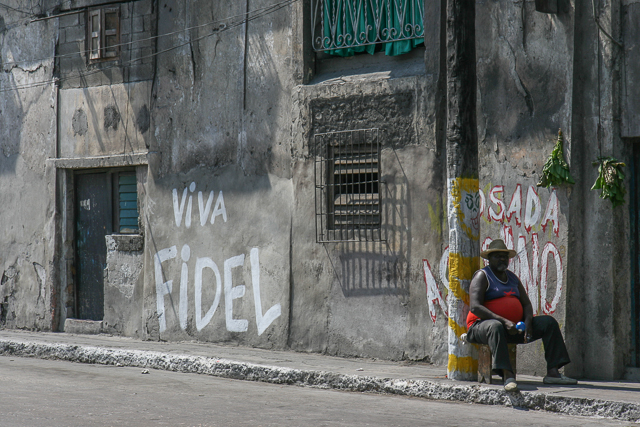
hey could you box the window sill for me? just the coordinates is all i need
[106,234,143,252]
[310,47,426,85]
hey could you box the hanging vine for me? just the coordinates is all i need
[591,157,626,208]
[537,129,575,188]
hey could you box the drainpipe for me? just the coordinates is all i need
[445,0,480,381]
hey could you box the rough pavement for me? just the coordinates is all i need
[0,330,638,423]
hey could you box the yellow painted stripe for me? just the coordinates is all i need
[448,277,469,306]
[449,177,481,240]
[448,317,467,339]
[449,253,480,281]
[448,354,478,374]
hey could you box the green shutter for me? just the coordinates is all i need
[118,174,139,233]
[323,0,424,57]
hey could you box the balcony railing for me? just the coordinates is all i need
[311,0,424,55]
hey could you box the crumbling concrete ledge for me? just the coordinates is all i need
[0,339,638,423]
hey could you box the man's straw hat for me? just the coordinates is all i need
[480,239,517,259]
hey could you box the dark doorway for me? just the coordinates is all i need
[75,172,112,320]
[631,144,640,367]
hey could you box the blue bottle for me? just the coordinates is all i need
[516,321,526,332]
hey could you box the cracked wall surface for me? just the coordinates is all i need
[0,3,58,331]
[0,0,635,380]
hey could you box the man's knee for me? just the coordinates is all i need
[484,319,507,337]
[534,315,560,331]
[467,319,505,344]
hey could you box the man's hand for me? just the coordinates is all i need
[503,319,518,335]
[524,332,533,343]
[524,319,533,343]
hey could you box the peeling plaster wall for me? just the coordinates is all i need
[58,83,152,158]
[474,0,575,376]
[566,0,631,380]
[289,73,446,362]
[104,234,144,336]
[0,0,635,380]
[142,0,296,349]
[0,4,58,330]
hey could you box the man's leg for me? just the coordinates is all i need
[529,315,571,372]
[467,320,514,376]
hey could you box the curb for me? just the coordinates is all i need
[0,339,638,423]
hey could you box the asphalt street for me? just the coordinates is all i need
[0,356,633,427]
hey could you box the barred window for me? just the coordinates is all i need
[311,0,424,57]
[315,129,384,242]
[88,7,120,61]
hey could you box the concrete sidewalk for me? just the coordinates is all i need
[0,330,638,423]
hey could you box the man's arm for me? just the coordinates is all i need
[517,279,534,342]
[468,270,517,333]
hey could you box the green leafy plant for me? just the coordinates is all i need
[537,129,575,188]
[591,156,626,208]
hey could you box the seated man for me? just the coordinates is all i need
[466,239,577,392]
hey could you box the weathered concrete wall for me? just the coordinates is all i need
[58,83,151,158]
[56,0,156,88]
[141,0,296,348]
[0,0,635,380]
[0,4,58,330]
[566,0,631,380]
[474,0,575,376]
[621,0,640,137]
[141,167,292,347]
[289,72,446,362]
[104,234,144,336]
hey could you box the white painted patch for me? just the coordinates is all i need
[155,246,177,333]
[251,248,281,335]
[172,188,188,227]
[210,191,227,224]
[505,184,522,226]
[224,254,248,333]
[488,185,505,222]
[423,259,447,323]
[541,189,559,236]
[194,257,222,331]
[198,191,215,226]
[540,242,562,315]
[524,185,541,233]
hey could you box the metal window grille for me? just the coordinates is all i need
[314,129,384,243]
[311,0,424,52]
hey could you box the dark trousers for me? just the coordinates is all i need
[466,315,571,374]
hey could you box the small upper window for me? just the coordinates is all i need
[311,0,424,57]
[88,7,120,61]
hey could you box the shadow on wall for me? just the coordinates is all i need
[0,63,23,175]
[152,0,283,177]
[336,153,411,297]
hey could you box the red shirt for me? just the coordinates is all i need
[466,267,524,329]
[466,296,523,329]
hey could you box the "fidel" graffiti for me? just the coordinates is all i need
[154,182,281,335]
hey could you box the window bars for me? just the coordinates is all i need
[311,0,424,54]
[314,129,384,243]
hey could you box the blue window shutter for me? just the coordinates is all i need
[118,174,139,233]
